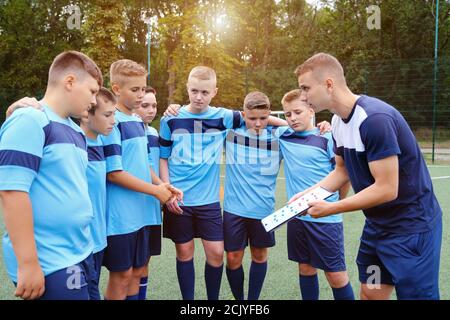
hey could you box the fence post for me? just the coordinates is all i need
[432,0,440,164]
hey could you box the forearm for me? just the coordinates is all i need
[150,168,163,185]
[159,159,170,183]
[313,168,350,194]
[331,182,397,214]
[268,115,288,127]
[338,181,351,200]
[107,170,161,197]
[0,191,39,267]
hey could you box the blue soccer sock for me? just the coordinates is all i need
[332,282,355,300]
[248,261,267,300]
[226,265,244,300]
[138,277,148,300]
[176,259,195,300]
[205,262,223,300]
[299,274,319,300]
[126,294,139,300]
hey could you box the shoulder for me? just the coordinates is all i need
[8,107,49,128]
[148,126,159,136]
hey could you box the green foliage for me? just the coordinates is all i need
[1,0,450,123]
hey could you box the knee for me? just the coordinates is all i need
[299,264,317,276]
[250,249,268,264]
[226,252,243,270]
[208,248,224,266]
[176,244,194,262]
[110,269,133,286]
[325,271,349,289]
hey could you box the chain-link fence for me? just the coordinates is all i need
[253,58,450,164]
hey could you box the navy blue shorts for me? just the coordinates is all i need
[147,225,162,257]
[87,249,104,300]
[35,254,93,300]
[163,202,223,244]
[103,226,157,272]
[223,211,275,252]
[357,217,442,300]
[287,219,346,273]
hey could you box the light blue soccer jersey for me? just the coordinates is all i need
[102,110,160,236]
[0,103,93,282]
[159,106,242,206]
[146,125,160,176]
[276,127,342,224]
[223,125,281,219]
[87,136,107,253]
[146,125,162,225]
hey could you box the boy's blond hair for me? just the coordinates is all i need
[281,89,303,106]
[188,66,217,83]
[244,91,271,110]
[110,59,147,86]
[48,51,103,87]
[295,52,346,84]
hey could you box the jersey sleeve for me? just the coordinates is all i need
[159,116,173,159]
[360,113,401,162]
[101,125,123,173]
[222,109,243,129]
[0,110,45,192]
[325,132,336,168]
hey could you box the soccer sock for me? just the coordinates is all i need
[205,262,223,300]
[138,277,148,300]
[299,274,320,300]
[248,261,267,300]
[332,282,355,300]
[125,294,139,300]
[226,265,244,300]
[176,259,195,300]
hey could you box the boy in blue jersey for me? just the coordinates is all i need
[0,51,103,300]
[278,89,354,300]
[292,53,443,300]
[79,87,117,300]
[160,66,243,300]
[102,59,182,300]
[223,92,284,300]
[134,86,163,300]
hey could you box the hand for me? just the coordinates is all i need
[288,189,309,204]
[6,97,42,119]
[154,183,173,204]
[15,261,45,300]
[168,185,184,203]
[166,197,184,215]
[304,200,335,219]
[317,121,331,134]
[163,104,181,117]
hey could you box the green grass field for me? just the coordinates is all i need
[0,164,449,300]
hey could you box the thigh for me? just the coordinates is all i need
[195,202,224,242]
[223,211,248,252]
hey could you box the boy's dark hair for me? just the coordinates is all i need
[89,87,117,115]
[145,86,156,95]
[243,91,271,110]
[48,51,103,87]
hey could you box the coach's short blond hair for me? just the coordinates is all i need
[110,59,147,86]
[295,53,346,83]
[188,66,217,83]
[48,51,103,87]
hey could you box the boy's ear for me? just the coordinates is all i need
[212,87,218,97]
[63,74,76,91]
[325,78,334,91]
[111,83,120,96]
